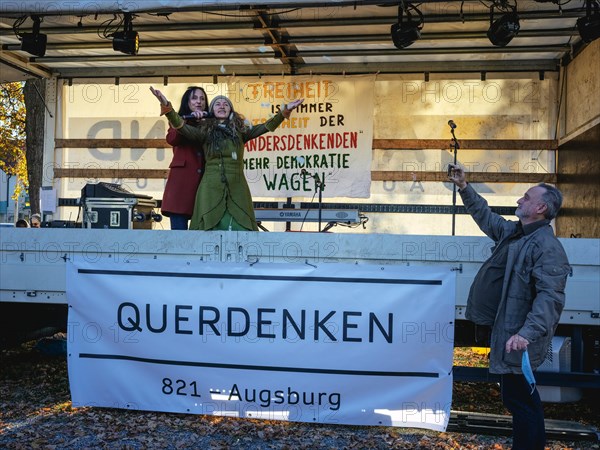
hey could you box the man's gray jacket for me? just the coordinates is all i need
[460,184,571,374]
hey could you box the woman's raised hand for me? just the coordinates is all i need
[282,98,305,119]
[150,86,169,106]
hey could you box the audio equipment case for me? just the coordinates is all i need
[82,197,158,230]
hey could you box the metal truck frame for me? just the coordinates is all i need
[1,228,598,390]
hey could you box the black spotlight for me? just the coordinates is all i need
[577,0,600,43]
[391,3,424,49]
[112,13,139,55]
[20,15,47,57]
[487,7,520,47]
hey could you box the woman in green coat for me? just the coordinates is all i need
[151,88,303,231]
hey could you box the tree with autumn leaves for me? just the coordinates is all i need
[0,79,45,216]
[0,82,28,206]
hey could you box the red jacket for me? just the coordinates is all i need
[161,126,205,217]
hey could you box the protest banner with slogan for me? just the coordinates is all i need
[67,259,454,431]
[227,75,374,198]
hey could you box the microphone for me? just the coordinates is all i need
[448,120,457,129]
[301,168,308,176]
[181,112,213,120]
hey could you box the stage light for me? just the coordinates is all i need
[391,3,424,49]
[487,8,520,47]
[112,13,139,55]
[577,0,600,43]
[113,30,139,55]
[20,16,47,57]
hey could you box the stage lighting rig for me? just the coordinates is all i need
[391,2,424,49]
[487,2,520,47]
[19,15,47,57]
[112,13,139,55]
[577,0,600,43]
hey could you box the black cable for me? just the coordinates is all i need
[12,16,27,39]
[98,14,123,40]
[203,8,301,19]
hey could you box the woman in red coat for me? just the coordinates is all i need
[161,86,209,230]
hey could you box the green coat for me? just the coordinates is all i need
[165,110,285,231]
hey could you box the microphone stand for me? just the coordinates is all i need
[301,170,326,232]
[450,126,460,236]
[314,174,325,232]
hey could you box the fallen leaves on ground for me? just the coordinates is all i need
[1,343,598,449]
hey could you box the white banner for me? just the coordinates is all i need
[232,75,374,198]
[67,259,455,431]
